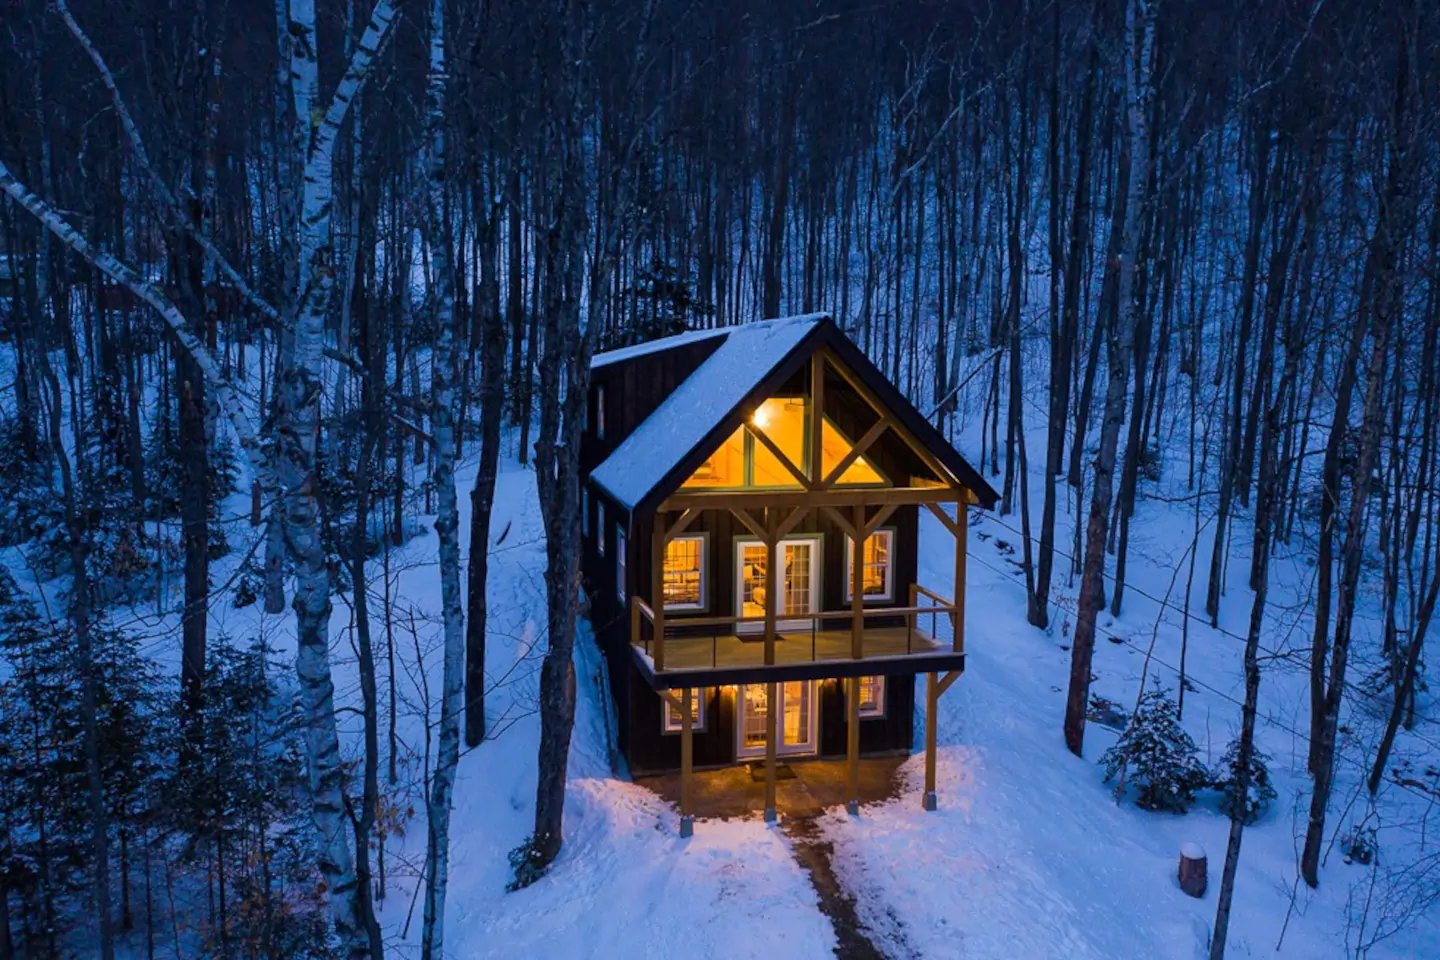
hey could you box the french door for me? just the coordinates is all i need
[736,537,820,633]
[736,681,818,759]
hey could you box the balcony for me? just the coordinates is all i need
[629,585,964,690]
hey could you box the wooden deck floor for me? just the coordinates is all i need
[636,755,908,820]
[639,626,947,671]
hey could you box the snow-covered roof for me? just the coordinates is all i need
[590,315,826,510]
[591,326,731,369]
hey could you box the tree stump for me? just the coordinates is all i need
[1178,843,1207,898]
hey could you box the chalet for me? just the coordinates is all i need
[580,314,998,836]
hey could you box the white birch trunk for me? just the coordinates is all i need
[419,0,466,953]
[278,1,399,955]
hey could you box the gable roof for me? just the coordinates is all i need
[588,314,1000,515]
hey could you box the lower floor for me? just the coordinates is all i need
[624,671,916,775]
[636,754,907,820]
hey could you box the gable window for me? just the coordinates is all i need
[858,676,885,718]
[844,529,895,602]
[663,689,707,733]
[616,526,627,601]
[663,535,706,610]
[582,488,590,538]
[597,502,607,557]
[596,386,606,440]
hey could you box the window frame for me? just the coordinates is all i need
[581,487,590,539]
[596,385,607,440]
[597,502,607,557]
[857,676,886,718]
[616,525,627,601]
[662,533,708,612]
[663,688,708,734]
[843,527,896,603]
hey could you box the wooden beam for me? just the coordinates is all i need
[925,500,961,537]
[846,677,860,816]
[821,415,891,488]
[749,423,814,490]
[821,505,857,540]
[663,485,966,513]
[851,504,864,659]
[862,502,901,539]
[923,671,939,811]
[680,687,694,837]
[774,504,811,541]
[809,352,825,483]
[729,506,770,543]
[764,509,779,667]
[764,681,778,822]
[954,506,968,655]
[938,669,962,698]
[651,514,667,672]
[666,507,701,542]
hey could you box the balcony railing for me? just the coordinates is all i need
[630,584,960,673]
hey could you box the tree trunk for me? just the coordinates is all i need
[1063,0,1155,757]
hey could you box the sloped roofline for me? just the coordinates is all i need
[591,315,1000,517]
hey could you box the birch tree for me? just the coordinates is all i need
[1063,0,1158,756]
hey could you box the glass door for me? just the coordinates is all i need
[736,682,818,759]
[736,538,819,633]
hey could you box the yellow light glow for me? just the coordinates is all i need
[751,405,771,429]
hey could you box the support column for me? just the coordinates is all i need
[924,671,938,811]
[851,504,865,659]
[846,677,860,815]
[764,681,778,822]
[953,504,967,654]
[652,512,667,671]
[680,686,694,837]
[764,509,779,666]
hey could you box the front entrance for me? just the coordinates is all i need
[736,681,819,759]
[736,536,820,633]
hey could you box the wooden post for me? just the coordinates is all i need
[764,509,779,666]
[764,681,778,822]
[846,677,860,815]
[809,352,825,483]
[629,595,640,649]
[953,504,968,654]
[924,671,938,811]
[680,687,694,837]
[851,503,865,659]
[652,513,667,671]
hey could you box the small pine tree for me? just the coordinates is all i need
[1214,738,1277,825]
[1101,686,1209,813]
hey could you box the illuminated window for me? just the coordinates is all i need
[820,419,885,485]
[663,689,707,733]
[858,676,885,717]
[844,529,894,602]
[663,535,706,610]
[682,397,809,490]
[616,526,627,600]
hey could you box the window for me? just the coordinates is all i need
[663,535,706,610]
[844,529,894,602]
[663,689,707,733]
[597,502,606,556]
[858,676,885,718]
[681,397,807,490]
[596,385,606,440]
[582,488,590,538]
[616,526,627,601]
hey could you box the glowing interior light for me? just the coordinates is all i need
[751,405,772,429]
